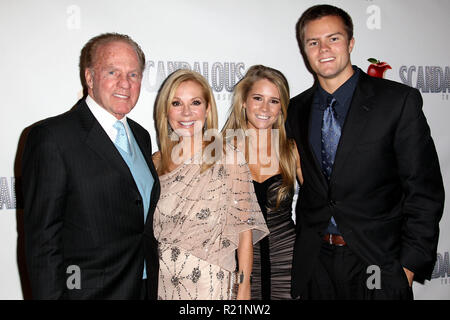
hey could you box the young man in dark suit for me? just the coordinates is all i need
[287,5,444,299]
[22,33,160,299]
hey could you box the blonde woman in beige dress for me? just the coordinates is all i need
[152,69,269,300]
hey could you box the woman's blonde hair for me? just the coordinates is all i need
[222,65,296,206]
[154,69,219,175]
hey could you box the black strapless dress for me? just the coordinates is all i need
[251,174,296,300]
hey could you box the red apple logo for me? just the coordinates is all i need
[367,58,391,78]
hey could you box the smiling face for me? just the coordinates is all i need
[244,78,281,130]
[303,15,355,90]
[168,80,209,138]
[85,41,142,119]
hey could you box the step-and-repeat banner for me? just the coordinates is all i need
[1,0,448,299]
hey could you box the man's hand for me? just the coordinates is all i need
[403,267,414,287]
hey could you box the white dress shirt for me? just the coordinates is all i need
[85,95,131,145]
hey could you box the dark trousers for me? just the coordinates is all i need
[141,279,148,300]
[303,242,413,300]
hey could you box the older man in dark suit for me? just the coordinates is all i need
[22,33,160,299]
[287,5,444,299]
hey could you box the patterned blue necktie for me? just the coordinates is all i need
[321,97,340,179]
[321,96,340,233]
[113,120,131,154]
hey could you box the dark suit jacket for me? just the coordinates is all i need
[22,99,160,299]
[286,69,445,298]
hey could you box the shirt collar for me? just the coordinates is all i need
[316,66,360,110]
[85,95,130,142]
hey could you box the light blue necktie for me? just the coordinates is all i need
[113,120,131,154]
[321,96,341,233]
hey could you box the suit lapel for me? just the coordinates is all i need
[331,73,375,182]
[75,100,160,234]
[297,86,329,190]
[77,100,139,191]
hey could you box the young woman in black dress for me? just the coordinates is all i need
[222,65,303,299]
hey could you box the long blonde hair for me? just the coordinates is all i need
[222,65,296,207]
[154,69,219,175]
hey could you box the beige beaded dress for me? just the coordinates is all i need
[154,145,269,300]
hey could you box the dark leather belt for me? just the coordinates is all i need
[323,234,347,246]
